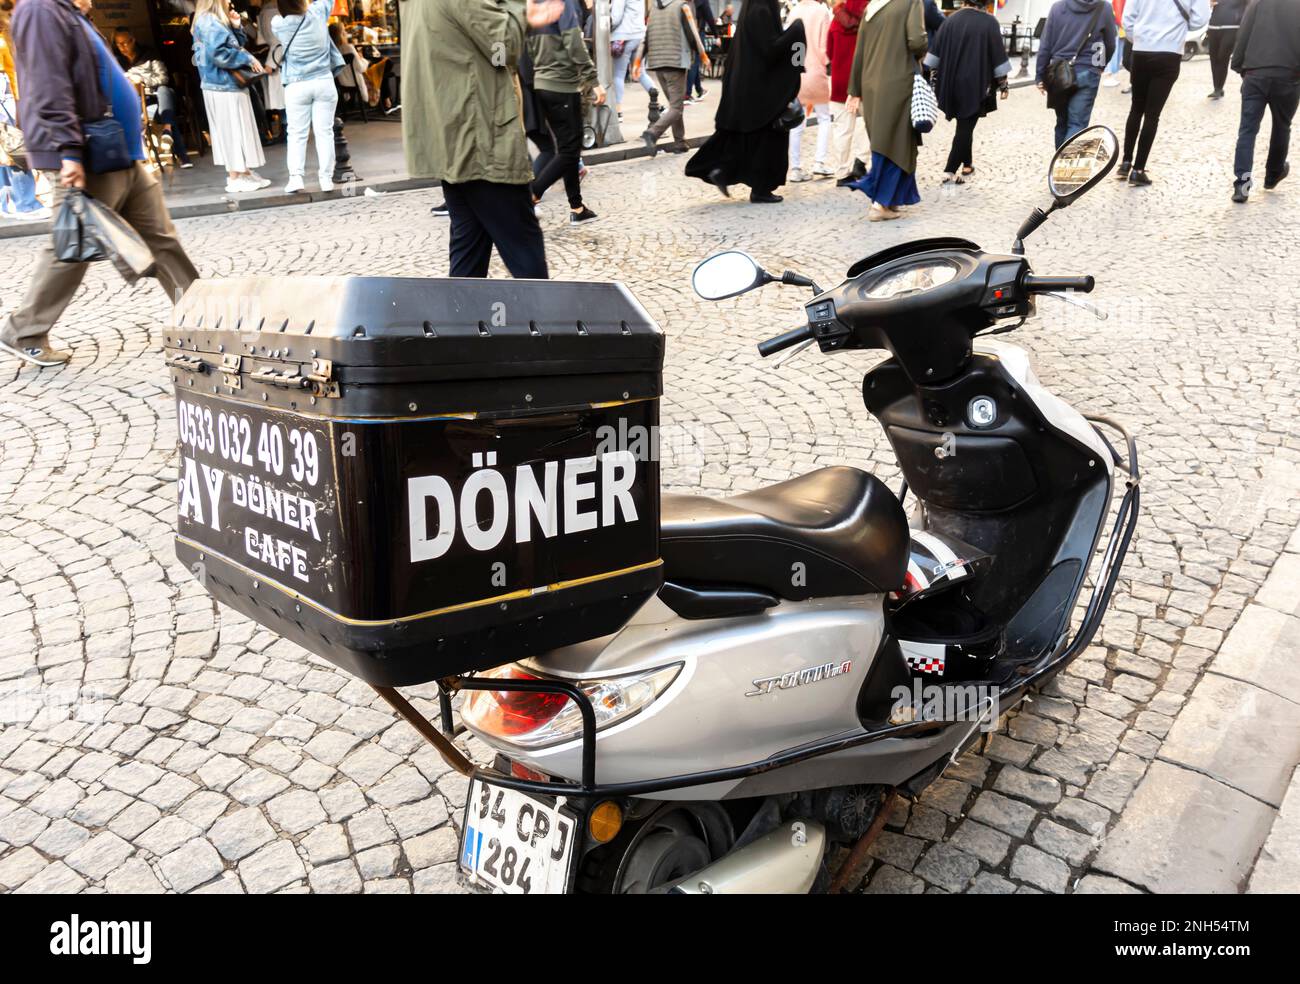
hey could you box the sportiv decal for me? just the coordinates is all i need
[746,660,853,697]
[408,449,641,562]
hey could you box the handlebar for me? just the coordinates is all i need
[1022,274,1095,293]
[757,325,814,358]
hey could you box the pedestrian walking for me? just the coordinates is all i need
[687,0,718,101]
[685,0,802,203]
[192,0,270,193]
[1103,0,1127,87]
[787,0,833,183]
[1206,0,1247,100]
[924,0,1012,185]
[827,0,871,185]
[1,0,199,367]
[527,0,605,225]
[1036,0,1117,149]
[844,0,929,221]
[402,0,562,279]
[1120,0,1210,185]
[611,0,657,120]
[1229,0,1300,202]
[272,0,339,194]
[639,0,710,156]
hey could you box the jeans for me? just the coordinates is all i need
[531,89,584,209]
[611,41,656,106]
[1233,74,1300,181]
[0,166,41,213]
[443,179,549,279]
[687,51,703,97]
[946,116,978,173]
[1054,68,1101,148]
[284,76,338,183]
[1124,51,1182,169]
[150,85,189,163]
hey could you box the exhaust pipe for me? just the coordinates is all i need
[666,820,826,894]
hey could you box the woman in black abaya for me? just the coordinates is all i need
[684,0,805,203]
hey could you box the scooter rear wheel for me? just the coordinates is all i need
[615,811,712,894]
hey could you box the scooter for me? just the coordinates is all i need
[447,126,1140,894]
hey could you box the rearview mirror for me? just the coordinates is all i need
[692,251,768,301]
[1048,126,1119,206]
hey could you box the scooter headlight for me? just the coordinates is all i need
[462,663,682,750]
[863,259,960,299]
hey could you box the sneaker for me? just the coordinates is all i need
[285,176,305,194]
[789,167,809,183]
[429,200,450,216]
[319,177,335,192]
[1232,176,1251,203]
[683,97,696,106]
[1121,85,1132,94]
[569,206,599,225]
[664,141,689,154]
[1208,89,1224,99]
[225,177,260,193]
[641,130,659,157]
[695,88,707,99]
[247,173,272,189]
[1264,161,1290,189]
[1116,160,1132,180]
[812,164,835,178]
[179,161,194,169]
[0,337,72,366]
[1128,169,1152,186]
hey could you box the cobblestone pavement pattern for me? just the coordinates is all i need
[0,61,1297,894]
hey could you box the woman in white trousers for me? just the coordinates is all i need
[272,0,339,192]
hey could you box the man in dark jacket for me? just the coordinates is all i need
[1,0,198,367]
[1036,0,1118,148]
[1230,0,1300,202]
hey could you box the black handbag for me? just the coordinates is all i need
[775,99,805,132]
[1044,2,1107,109]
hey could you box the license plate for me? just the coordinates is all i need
[459,779,578,895]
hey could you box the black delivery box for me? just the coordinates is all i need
[167,277,664,687]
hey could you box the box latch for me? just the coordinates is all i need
[247,358,338,398]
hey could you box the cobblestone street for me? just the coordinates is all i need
[0,57,1297,894]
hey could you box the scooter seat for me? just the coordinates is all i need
[660,467,910,601]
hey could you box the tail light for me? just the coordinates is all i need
[463,662,681,750]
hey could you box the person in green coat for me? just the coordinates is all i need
[401,0,564,278]
[845,0,929,221]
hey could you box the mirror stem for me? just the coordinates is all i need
[780,270,824,295]
[1013,202,1056,254]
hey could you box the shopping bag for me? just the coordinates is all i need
[53,189,106,264]
[53,189,157,283]
[910,69,938,134]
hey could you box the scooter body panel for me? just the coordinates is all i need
[494,595,889,798]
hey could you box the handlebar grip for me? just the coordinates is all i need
[757,325,814,358]
[1022,274,1096,293]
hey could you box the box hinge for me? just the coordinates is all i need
[220,353,242,390]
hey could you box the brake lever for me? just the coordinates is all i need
[1040,291,1108,320]
[772,338,815,368]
